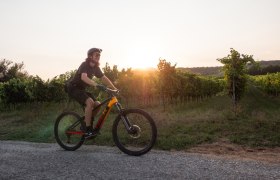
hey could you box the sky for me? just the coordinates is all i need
[0,0,280,79]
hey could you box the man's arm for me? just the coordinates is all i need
[101,75,117,90]
[81,73,98,87]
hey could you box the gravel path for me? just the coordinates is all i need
[0,141,279,180]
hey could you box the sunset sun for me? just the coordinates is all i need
[124,47,159,69]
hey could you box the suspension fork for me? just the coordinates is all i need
[115,103,133,132]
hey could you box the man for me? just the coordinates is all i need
[67,48,117,138]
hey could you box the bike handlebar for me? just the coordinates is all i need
[103,87,120,97]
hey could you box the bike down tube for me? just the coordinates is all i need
[67,119,81,131]
[92,97,112,112]
[94,97,118,130]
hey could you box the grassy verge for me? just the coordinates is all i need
[0,87,279,150]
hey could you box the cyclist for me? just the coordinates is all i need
[67,48,117,138]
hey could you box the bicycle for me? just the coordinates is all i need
[54,87,157,156]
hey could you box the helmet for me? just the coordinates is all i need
[87,48,102,56]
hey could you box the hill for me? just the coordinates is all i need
[177,66,223,76]
[257,60,280,66]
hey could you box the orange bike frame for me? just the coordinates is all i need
[94,96,118,130]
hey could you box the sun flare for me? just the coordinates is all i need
[124,47,159,69]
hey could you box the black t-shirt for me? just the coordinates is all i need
[69,61,104,89]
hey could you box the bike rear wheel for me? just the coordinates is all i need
[112,109,157,156]
[54,111,85,151]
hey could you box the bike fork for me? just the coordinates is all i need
[115,103,133,132]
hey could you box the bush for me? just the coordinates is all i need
[252,73,280,96]
[0,78,31,104]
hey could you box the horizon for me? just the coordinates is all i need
[1,0,280,79]
[19,59,280,80]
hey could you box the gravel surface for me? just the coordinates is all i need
[0,141,279,180]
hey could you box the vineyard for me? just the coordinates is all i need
[1,59,280,109]
[0,59,225,108]
[252,73,280,97]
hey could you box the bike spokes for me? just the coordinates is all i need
[113,109,157,156]
[55,112,85,150]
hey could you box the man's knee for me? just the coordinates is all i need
[94,101,101,107]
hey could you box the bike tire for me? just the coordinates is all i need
[112,109,157,156]
[54,111,85,151]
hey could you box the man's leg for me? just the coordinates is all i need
[92,101,101,118]
[68,88,97,134]
[85,98,94,127]
[84,98,99,138]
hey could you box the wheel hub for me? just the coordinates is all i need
[129,125,141,139]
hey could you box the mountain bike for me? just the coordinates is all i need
[54,87,157,156]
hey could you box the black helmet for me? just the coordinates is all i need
[87,48,102,56]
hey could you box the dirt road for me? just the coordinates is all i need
[1,141,279,179]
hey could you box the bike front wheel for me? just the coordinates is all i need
[112,109,157,156]
[54,111,85,151]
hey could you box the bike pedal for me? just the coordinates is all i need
[85,134,97,139]
[84,131,99,139]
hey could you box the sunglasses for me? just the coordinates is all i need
[94,53,101,57]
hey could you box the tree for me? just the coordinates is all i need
[157,59,177,110]
[103,62,118,82]
[217,48,255,112]
[0,59,27,82]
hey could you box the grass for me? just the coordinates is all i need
[0,86,279,150]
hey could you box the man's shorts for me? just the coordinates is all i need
[68,86,96,106]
